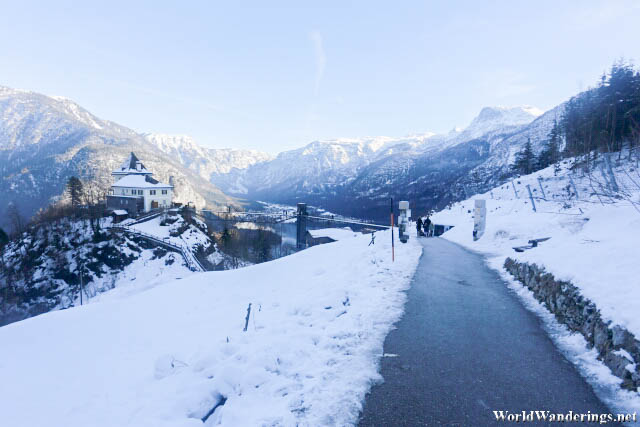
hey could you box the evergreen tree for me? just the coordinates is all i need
[220,226,232,251]
[561,60,640,157]
[537,120,562,169]
[66,177,84,208]
[512,138,535,175]
[0,227,8,248]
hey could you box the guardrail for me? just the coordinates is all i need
[109,225,206,272]
[127,210,166,226]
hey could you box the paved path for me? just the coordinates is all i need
[359,238,613,426]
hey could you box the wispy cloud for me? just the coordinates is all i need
[310,31,326,96]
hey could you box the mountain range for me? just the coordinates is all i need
[210,105,562,220]
[0,86,260,230]
[0,84,563,229]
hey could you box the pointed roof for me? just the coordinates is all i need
[111,174,172,189]
[112,152,152,176]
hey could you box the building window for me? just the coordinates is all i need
[138,190,143,195]
[162,190,167,195]
[150,190,156,195]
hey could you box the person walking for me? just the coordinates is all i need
[416,217,424,237]
[424,216,432,237]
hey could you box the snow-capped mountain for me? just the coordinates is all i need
[456,105,543,141]
[211,105,549,220]
[0,82,553,227]
[210,134,437,195]
[0,86,238,230]
[144,133,272,180]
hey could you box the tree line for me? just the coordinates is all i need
[512,60,640,175]
[3,176,107,243]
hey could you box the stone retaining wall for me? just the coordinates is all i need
[504,258,640,391]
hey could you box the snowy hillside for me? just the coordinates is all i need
[431,153,640,408]
[0,86,138,150]
[0,86,238,230]
[0,216,193,326]
[0,228,421,426]
[433,155,640,339]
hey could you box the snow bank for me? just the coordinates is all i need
[130,214,210,250]
[308,227,358,241]
[0,228,421,426]
[432,160,640,338]
[431,158,640,409]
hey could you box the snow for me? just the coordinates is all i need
[128,215,210,250]
[431,159,640,339]
[430,156,640,409]
[492,258,640,417]
[0,228,421,426]
[308,227,358,241]
[112,209,128,215]
[90,247,191,303]
[112,174,172,188]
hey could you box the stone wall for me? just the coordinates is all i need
[504,258,640,391]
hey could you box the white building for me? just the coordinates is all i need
[106,152,174,216]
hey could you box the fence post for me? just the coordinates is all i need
[243,303,252,332]
[511,181,519,199]
[537,177,546,200]
[526,184,537,212]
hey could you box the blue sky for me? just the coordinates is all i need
[1,1,639,153]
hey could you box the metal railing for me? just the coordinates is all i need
[127,209,166,226]
[109,224,206,272]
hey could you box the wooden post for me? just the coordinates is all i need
[537,177,546,200]
[243,303,252,332]
[511,181,519,199]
